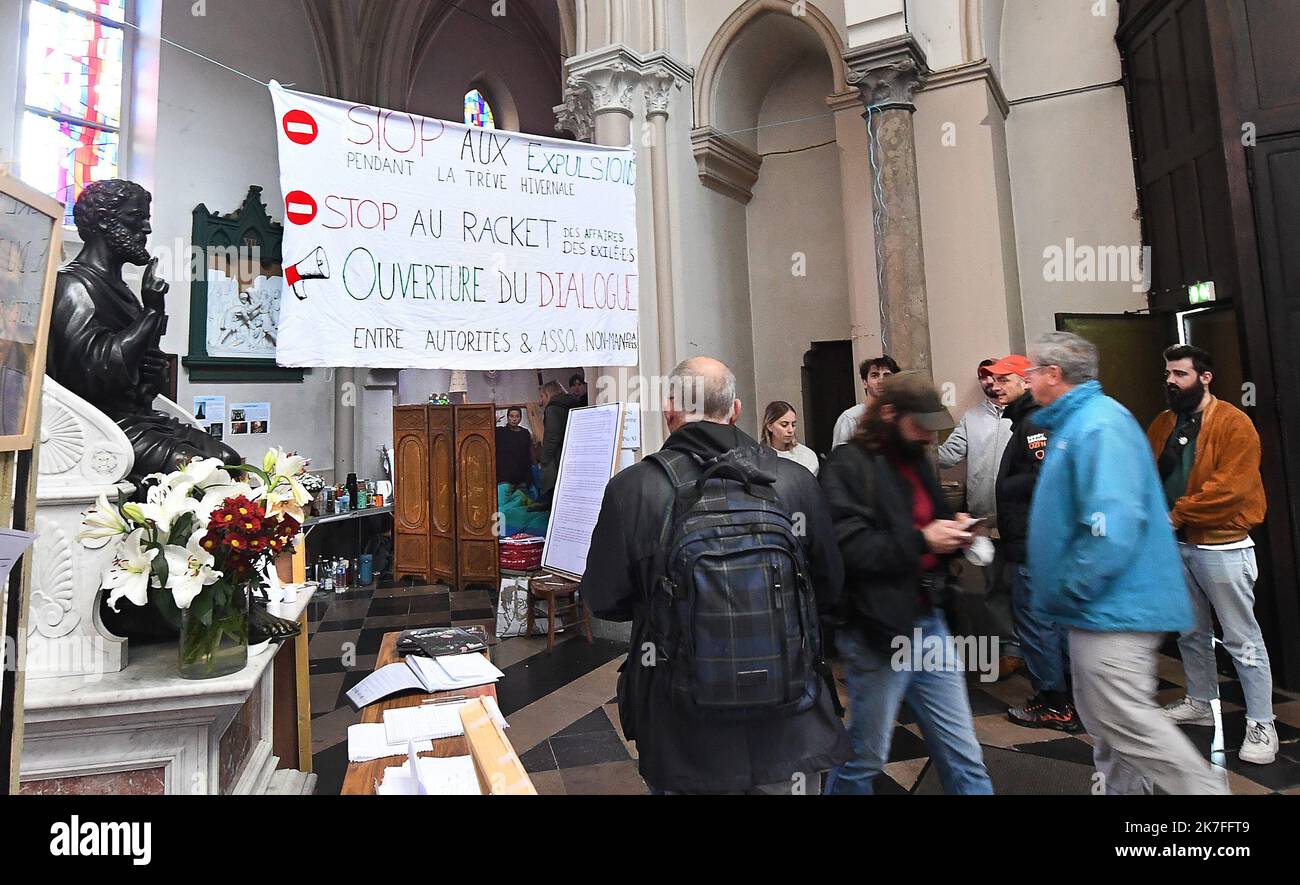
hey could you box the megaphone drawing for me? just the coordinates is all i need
[284,246,330,300]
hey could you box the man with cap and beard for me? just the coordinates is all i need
[1147,344,1276,764]
[820,371,993,794]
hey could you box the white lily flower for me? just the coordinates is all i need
[178,457,231,491]
[163,533,222,610]
[139,481,200,535]
[263,447,308,478]
[142,458,229,498]
[262,480,305,523]
[102,530,158,611]
[77,493,130,549]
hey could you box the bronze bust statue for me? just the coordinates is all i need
[52,179,297,642]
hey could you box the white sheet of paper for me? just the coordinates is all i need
[542,402,623,578]
[383,703,467,745]
[0,529,36,588]
[344,661,424,708]
[407,653,503,691]
[412,755,481,795]
[346,723,433,762]
[377,755,481,796]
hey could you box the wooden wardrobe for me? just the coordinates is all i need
[393,403,499,590]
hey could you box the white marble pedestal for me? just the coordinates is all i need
[18,592,314,795]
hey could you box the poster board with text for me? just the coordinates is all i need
[540,402,624,580]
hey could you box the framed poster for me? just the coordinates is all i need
[182,186,303,383]
[0,175,62,451]
[540,402,625,580]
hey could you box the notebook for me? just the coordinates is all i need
[381,696,509,745]
[383,703,466,745]
[347,723,433,763]
[346,652,504,708]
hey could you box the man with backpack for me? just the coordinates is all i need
[580,356,851,794]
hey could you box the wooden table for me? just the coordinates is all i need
[339,632,498,795]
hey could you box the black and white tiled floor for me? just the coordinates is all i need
[305,581,1300,795]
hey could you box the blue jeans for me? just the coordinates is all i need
[825,610,993,795]
[1011,565,1071,694]
[1177,545,1274,723]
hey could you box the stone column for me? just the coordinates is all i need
[642,56,688,403]
[569,45,641,148]
[846,36,933,377]
[564,45,644,451]
[333,367,355,483]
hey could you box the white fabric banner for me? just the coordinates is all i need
[268,82,639,369]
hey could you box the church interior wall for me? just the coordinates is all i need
[746,54,850,435]
[406,2,564,138]
[842,0,905,48]
[904,0,965,71]
[998,0,1146,344]
[914,75,1023,418]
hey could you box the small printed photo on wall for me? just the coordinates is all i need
[207,422,224,439]
[250,420,267,434]
[232,421,249,435]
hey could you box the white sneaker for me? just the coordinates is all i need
[1162,697,1214,726]
[1239,720,1279,765]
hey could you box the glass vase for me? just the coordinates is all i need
[178,581,250,679]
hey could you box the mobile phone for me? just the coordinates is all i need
[962,517,988,530]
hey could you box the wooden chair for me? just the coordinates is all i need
[526,572,594,651]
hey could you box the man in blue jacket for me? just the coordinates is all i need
[1025,332,1225,795]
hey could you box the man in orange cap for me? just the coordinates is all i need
[937,359,1018,677]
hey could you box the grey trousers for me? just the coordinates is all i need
[1069,629,1227,795]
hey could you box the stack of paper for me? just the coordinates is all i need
[381,697,510,745]
[408,654,504,691]
[347,723,433,763]
[376,755,481,796]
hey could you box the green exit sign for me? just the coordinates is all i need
[1188,281,1216,304]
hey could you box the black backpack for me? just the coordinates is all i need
[643,446,826,720]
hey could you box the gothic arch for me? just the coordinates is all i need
[693,0,849,131]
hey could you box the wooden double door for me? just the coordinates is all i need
[393,404,499,590]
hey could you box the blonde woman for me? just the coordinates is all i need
[762,400,819,476]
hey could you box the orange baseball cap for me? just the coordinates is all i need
[979,355,1033,378]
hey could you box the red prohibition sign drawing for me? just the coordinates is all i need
[284,190,318,225]
[282,109,318,145]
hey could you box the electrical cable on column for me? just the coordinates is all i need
[866,103,889,356]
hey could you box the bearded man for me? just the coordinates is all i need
[1146,344,1276,765]
[49,179,241,486]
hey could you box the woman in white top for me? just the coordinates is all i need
[761,400,820,476]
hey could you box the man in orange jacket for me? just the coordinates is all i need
[1146,344,1276,765]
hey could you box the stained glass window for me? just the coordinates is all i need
[20,0,129,225]
[464,89,495,129]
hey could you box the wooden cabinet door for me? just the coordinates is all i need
[392,406,430,581]
[428,406,457,586]
[453,404,499,589]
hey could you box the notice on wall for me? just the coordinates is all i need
[193,395,226,439]
[229,402,270,436]
[268,82,640,371]
[541,402,625,580]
